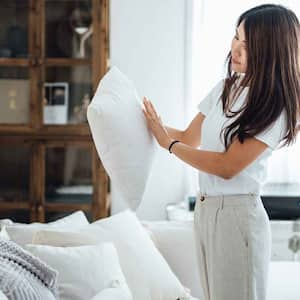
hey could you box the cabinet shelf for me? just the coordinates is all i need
[45,202,91,213]
[0,59,29,67]
[0,124,91,138]
[45,58,91,66]
[0,202,31,210]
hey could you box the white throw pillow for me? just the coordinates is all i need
[0,219,13,240]
[0,290,8,300]
[0,219,13,228]
[5,211,89,247]
[142,221,202,299]
[26,243,132,300]
[87,66,155,210]
[90,286,133,300]
[33,210,190,300]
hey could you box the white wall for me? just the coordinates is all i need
[109,0,189,220]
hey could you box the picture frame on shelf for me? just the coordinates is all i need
[0,79,30,124]
[44,82,69,124]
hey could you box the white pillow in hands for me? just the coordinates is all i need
[87,66,155,210]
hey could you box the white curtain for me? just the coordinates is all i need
[186,0,300,195]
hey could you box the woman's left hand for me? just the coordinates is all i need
[142,96,172,149]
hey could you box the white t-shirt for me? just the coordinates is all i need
[197,79,287,196]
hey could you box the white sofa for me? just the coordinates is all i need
[1,213,300,300]
[0,211,199,300]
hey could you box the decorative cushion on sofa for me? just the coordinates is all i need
[90,286,133,300]
[87,66,155,210]
[142,220,202,299]
[26,243,132,300]
[0,219,13,228]
[0,239,58,300]
[4,210,89,247]
[0,291,8,300]
[32,209,190,300]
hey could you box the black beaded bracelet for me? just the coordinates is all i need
[168,140,180,153]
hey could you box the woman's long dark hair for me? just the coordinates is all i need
[221,4,300,150]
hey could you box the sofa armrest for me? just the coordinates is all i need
[142,220,202,299]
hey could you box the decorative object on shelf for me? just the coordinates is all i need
[1,2,28,58]
[70,93,90,123]
[69,4,92,58]
[187,195,197,211]
[0,47,12,58]
[6,24,28,58]
[43,82,69,124]
[0,79,29,124]
[288,234,300,261]
[79,25,93,58]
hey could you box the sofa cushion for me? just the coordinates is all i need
[142,220,202,299]
[33,209,190,300]
[0,239,58,300]
[90,286,133,300]
[4,211,89,247]
[26,243,132,300]
[267,261,300,300]
[87,66,155,210]
[0,290,8,300]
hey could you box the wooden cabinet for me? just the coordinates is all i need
[0,0,110,222]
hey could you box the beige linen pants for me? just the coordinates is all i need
[193,194,271,300]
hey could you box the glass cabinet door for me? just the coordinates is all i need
[0,144,31,222]
[45,145,93,203]
[0,145,30,203]
[0,1,29,58]
[45,0,92,59]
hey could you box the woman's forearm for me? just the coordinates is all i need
[169,141,229,179]
[165,126,185,143]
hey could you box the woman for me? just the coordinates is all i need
[142,4,300,300]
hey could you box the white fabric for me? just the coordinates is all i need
[87,66,155,210]
[0,219,13,227]
[267,262,300,300]
[194,194,271,300]
[26,243,132,300]
[5,211,89,247]
[0,228,10,241]
[0,291,8,300]
[197,80,287,196]
[142,220,202,299]
[90,286,133,300]
[33,209,190,300]
[0,219,13,240]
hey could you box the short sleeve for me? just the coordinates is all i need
[197,80,224,116]
[254,110,287,150]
